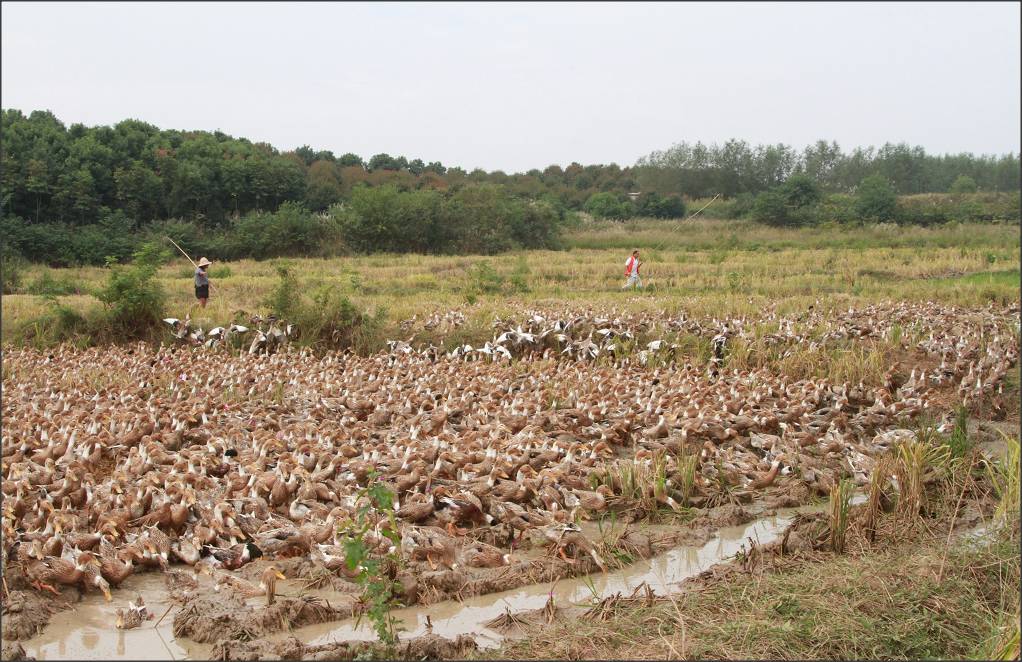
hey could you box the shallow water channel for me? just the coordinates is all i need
[21,501,841,659]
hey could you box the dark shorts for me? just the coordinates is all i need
[195,284,209,300]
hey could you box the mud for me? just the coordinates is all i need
[1,590,73,641]
[1,641,34,661]
[12,501,846,660]
[210,633,478,661]
[172,594,355,644]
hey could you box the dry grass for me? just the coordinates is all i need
[3,221,1018,347]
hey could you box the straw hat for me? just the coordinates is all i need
[197,257,213,268]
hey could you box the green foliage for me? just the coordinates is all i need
[223,202,340,260]
[95,242,170,338]
[2,107,1018,264]
[751,190,794,226]
[24,270,79,296]
[337,471,402,651]
[855,175,898,221]
[635,192,686,218]
[19,295,90,348]
[949,174,978,194]
[584,192,634,220]
[944,406,972,458]
[466,262,504,295]
[1,246,27,294]
[780,174,822,208]
[264,262,384,352]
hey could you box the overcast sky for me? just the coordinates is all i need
[2,2,1019,172]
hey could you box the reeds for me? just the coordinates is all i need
[829,478,855,554]
[987,431,1020,523]
[895,438,951,518]
[862,456,896,543]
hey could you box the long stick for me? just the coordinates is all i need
[687,193,721,220]
[166,236,213,295]
[166,236,198,269]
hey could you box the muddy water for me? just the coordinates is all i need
[19,574,213,661]
[18,500,849,658]
[276,502,841,650]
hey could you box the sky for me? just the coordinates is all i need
[2,2,1019,173]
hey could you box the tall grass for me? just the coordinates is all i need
[829,478,855,553]
[987,432,1020,523]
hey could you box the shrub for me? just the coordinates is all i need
[855,175,898,222]
[25,270,80,296]
[94,242,170,339]
[264,262,384,352]
[635,192,686,219]
[226,201,340,260]
[333,185,443,253]
[722,193,756,219]
[780,174,822,208]
[751,190,794,226]
[442,184,518,254]
[949,175,978,194]
[584,192,634,220]
[2,247,27,294]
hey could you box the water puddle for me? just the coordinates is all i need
[18,499,854,657]
[19,573,212,661]
[278,502,840,649]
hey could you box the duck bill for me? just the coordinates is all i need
[274,571,286,580]
[103,587,112,602]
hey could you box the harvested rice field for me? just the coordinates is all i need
[2,224,1020,661]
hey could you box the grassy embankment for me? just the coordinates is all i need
[483,437,1021,661]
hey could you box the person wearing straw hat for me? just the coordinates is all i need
[194,257,213,308]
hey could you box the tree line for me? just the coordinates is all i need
[1,108,1018,265]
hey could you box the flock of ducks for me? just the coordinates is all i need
[1,301,1017,618]
[164,313,296,353]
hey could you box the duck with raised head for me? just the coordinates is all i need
[217,565,287,605]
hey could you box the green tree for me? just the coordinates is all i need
[855,174,898,221]
[780,174,822,208]
[584,192,633,219]
[949,174,978,194]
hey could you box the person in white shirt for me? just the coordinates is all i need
[622,250,642,289]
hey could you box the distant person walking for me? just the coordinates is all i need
[622,250,642,290]
[194,257,213,308]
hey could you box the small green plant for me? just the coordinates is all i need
[508,255,531,293]
[467,261,504,295]
[25,270,79,296]
[944,406,972,459]
[338,471,403,651]
[726,271,745,293]
[2,248,28,294]
[94,242,170,339]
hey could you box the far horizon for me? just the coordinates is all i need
[2,2,1019,172]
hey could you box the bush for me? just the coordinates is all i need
[949,175,978,194]
[721,193,756,219]
[25,270,80,296]
[264,262,384,352]
[94,242,170,339]
[442,184,519,254]
[584,192,634,220]
[751,190,794,226]
[225,201,340,260]
[780,175,823,208]
[334,185,442,253]
[634,192,686,218]
[2,247,27,294]
[855,175,898,222]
